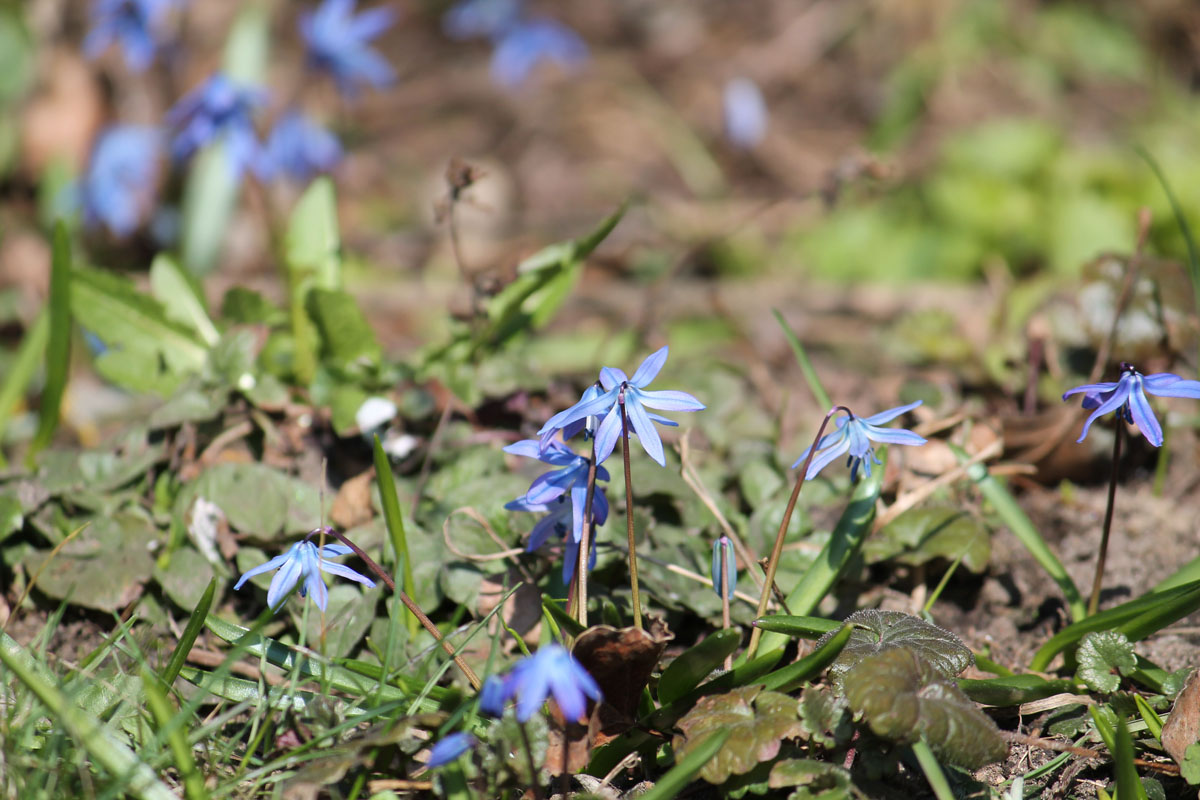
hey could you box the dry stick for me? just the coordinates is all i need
[311,526,481,690]
[746,406,847,659]
[619,398,644,629]
[576,443,600,628]
[1088,422,1124,617]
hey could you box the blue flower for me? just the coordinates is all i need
[792,401,927,481]
[82,125,163,236]
[489,643,602,722]
[711,536,737,600]
[1062,365,1200,447]
[490,18,588,87]
[479,674,507,716]
[84,0,181,72]
[234,540,376,611]
[723,77,768,148]
[166,73,268,180]
[426,732,475,768]
[537,347,705,468]
[264,111,343,181]
[504,438,608,536]
[300,0,396,96]
[443,0,523,39]
[506,493,606,582]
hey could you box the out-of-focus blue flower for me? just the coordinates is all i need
[84,0,181,72]
[1062,365,1200,447]
[264,111,343,181]
[723,77,767,148]
[300,0,396,95]
[538,347,705,468]
[504,439,608,544]
[166,73,268,180]
[506,493,605,582]
[792,401,927,481]
[711,536,737,600]
[443,0,523,39]
[479,675,506,716]
[426,732,475,768]
[234,540,375,611]
[82,125,163,236]
[490,18,588,87]
[489,643,602,722]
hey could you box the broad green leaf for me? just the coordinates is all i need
[29,222,70,462]
[869,506,990,573]
[147,384,226,429]
[843,648,1007,769]
[153,546,218,611]
[672,685,802,785]
[768,759,851,794]
[658,628,741,706]
[71,266,208,394]
[1182,743,1200,785]
[306,288,381,370]
[797,684,852,749]
[149,254,218,346]
[178,666,331,712]
[301,583,376,654]
[759,625,852,694]
[220,287,285,325]
[179,462,319,538]
[0,493,23,543]
[818,609,973,692]
[285,177,342,290]
[1076,631,1137,694]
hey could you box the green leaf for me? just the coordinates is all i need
[869,507,990,573]
[29,222,71,462]
[374,436,418,637]
[658,628,741,706]
[0,492,23,543]
[1114,714,1150,800]
[819,609,973,692]
[753,615,840,638]
[285,177,342,290]
[797,685,852,749]
[638,729,732,800]
[178,666,333,713]
[141,668,209,800]
[148,254,219,346]
[843,648,1007,769]
[0,310,48,467]
[772,308,832,411]
[759,624,853,694]
[162,578,216,687]
[672,685,803,785]
[958,674,1078,706]
[153,547,218,611]
[306,288,381,370]
[179,462,319,538]
[1076,631,1137,693]
[71,266,208,394]
[769,759,851,794]
[1181,743,1200,785]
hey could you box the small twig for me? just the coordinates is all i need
[619,397,643,629]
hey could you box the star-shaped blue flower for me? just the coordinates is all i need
[426,732,475,768]
[300,0,396,96]
[166,73,269,180]
[504,438,608,535]
[792,401,927,481]
[537,347,704,467]
[506,493,606,582]
[1062,364,1200,447]
[264,110,343,181]
[84,0,182,72]
[488,643,602,722]
[234,540,375,611]
[82,125,163,236]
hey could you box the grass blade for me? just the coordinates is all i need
[637,728,732,800]
[752,614,840,638]
[772,308,831,410]
[1113,713,1149,800]
[759,624,852,693]
[162,578,216,687]
[912,738,956,800]
[0,310,48,468]
[27,221,71,464]
[141,668,209,800]
[374,435,419,637]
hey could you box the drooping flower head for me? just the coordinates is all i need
[300,0,396,96]
[506,493,606,582]
[426,732,475,768]
[234,539,375,611]
[264,110,343,181]
[84,0,183,72]
[504,438,608,539]
[82,125,163,237]
[166,73,269,180]
[711,536,737,600]
[1062,364,1200,447]
[537,346,705,468]
[792,401,927,481]
[723,77,768,148]
[486,643,602,722]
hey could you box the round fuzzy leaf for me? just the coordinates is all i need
[768,758,851,792]
[843,648,1007,769]
[673,685,803,785]
[797,684,853,749]
[817,609,973,692]
[1076,630,1137,694]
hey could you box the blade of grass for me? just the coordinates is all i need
[374,435,419,637]
[953,445,1085,622]
[772,308,831,410]
[141,668,209,800]
[0,637,178,800]
[636,728,732,800]
[162,578,216,687]
[1113,714,1149,800]
[0,310,48,468]
[27,221,71,466]
[912,739,956,800]
[752,614,840,638]
[759,623,852,693]
[1133,695,1163,742]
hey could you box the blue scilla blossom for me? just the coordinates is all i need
[265,111,343,181]
[84,0,181,72]
[1062,364,1200,447]
[443,0,523,39]
[167,73,268,180]
[723,77,768,148]
[490,18,588,87]
[479,674,506,716]
[504,438,608,538]
[490,643,602,722]
[506,493,605,582]
[426,732,475,768]
[792,401,927,481]
[711,536,737,600]
[234,540,375,611]
[300,0,396,96]
[82,125,163,237]
[537,347,705,468]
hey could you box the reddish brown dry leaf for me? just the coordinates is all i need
[1162,668,1200,767]
[331,469,375,530]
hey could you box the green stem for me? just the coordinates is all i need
[912,739,956,800]
[517,720,545,800]
[620,400,643,629]
[1088,422,1123,617]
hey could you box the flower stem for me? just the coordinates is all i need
[720,543,732,670]
[517,719,545,800]
[576,445,599,628]
[1088,423,1124,617]
[311,527,481,690]
[620,400,644,629]
[746,407,845,659]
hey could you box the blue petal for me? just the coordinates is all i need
[1126,381,1163,447]
[318,561,377,587]
[1144,373,1200,399]
[504,439,550,459]
[1062,380,1121,401]
[478,675,507,716]
[427,732,474,768]
[804,434,852,480]
[635,389,705,413]
[1075,383,1131,443]
[629,346,669,388]
[860,400,922,426]
[864,427,927,447]
[233,551,292,590]
[598,367,628,391]
[266,553,304,609]
[592,405,623,466]
[625,397,665,466]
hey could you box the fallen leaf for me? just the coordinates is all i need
[1163,668,1200,767]
[331,469,374,530]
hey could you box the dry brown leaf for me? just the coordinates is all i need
[331,469,375,530]
[1162,668,1200,767]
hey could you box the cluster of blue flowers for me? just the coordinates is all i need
[80,0,394,236]
[443,0,587,87]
